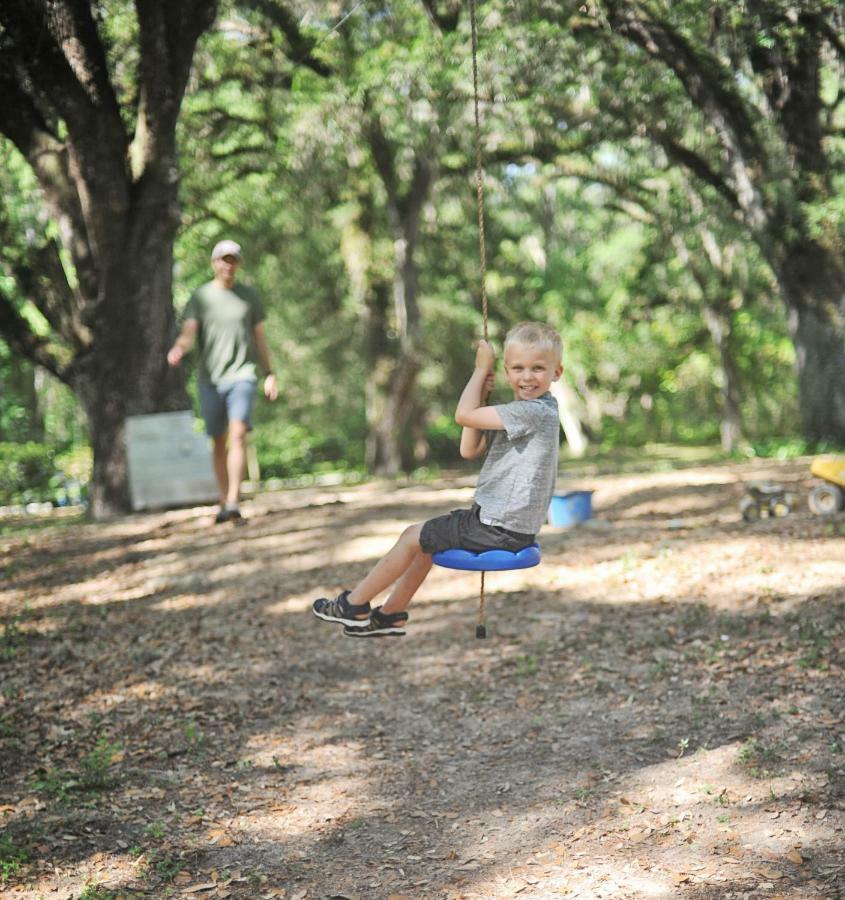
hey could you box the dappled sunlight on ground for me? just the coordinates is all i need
[1,459,842,897]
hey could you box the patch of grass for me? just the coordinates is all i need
[145,821,166,840]
[0,615,25,660]
[0,511,85,538]
[705,644,722,664]
[31,768,77,803]
[652,658,670,680]
[797,621,829,669]
[0,712,17,740]
[152,854,181,881]
[679,603,709,630]
[737,737,782,778]
[81,737,121,788]
[32,737,121,802]
[78,882,118,900]
[512,654,539,678]
[0,833,28,881]
[182,722,206,752]
[714,788,730,806]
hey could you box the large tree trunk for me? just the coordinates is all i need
[73,203,188,517]
[367,225,423,476]
[702,303,744,452]
[777,240,845,444]
[365,117,433,476]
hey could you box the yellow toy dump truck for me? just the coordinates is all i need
[809,458,845,515]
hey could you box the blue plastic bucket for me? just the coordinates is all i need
[548,490,593,527]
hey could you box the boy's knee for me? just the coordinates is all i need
[400,523,424,547]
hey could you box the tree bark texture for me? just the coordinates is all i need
[0,0,219,517]
[364,112,434,476]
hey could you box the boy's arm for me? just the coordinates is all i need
[459,373,495,459]
[456,341,504,458]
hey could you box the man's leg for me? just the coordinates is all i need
[212,433,229,506]
[225,419,248,507]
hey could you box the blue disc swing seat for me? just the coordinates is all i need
[432,543,541,572]
[432,544,542,639]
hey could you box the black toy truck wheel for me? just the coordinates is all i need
[740,495,761,522]
[809,483,845,516]
[771,498,791,517]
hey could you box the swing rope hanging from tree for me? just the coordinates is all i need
[431,0,542,639]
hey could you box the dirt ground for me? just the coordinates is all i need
[1,456,843,900]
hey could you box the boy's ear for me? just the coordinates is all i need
[553,363,563,381]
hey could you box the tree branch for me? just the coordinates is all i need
[236,0,333,76]
[419,0,462,34]
[13,241,90,350]
[0,290,67,381]
[133,0,220,175]
[602,1,771,233]
[0,0,125,154]
[652,132,739,209]
[364,106,398,203]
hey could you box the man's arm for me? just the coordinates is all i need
[253,322,278,401]
[167,319,198,366]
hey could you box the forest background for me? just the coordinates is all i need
[0,0,844,517]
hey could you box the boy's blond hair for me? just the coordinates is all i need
[504,321,563,363]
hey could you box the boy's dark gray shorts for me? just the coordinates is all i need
[420,504,534,554]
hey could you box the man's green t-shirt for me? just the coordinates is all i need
[184,281,266,385]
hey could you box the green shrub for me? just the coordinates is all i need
[253,421,364,478]
[0,442,55,505]
[54,445,92,484]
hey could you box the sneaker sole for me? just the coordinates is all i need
[312,608,370,628]
[343,625,406,638]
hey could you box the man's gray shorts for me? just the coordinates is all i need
[420,504,534,554]
[198,379,257,437]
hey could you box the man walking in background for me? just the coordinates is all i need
[168,240,278,523]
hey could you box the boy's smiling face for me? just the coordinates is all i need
[503,341,563,400]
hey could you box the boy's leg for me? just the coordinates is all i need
[313,523,429,631]
[381,551,432,615]
[347,523,427,607]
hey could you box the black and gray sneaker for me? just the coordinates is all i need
[215,504,242,524]
[344,606,408,638]
[312,590,371,627]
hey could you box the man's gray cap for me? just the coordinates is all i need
[211,240,242,260]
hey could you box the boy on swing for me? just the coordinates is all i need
[312,321,563,637]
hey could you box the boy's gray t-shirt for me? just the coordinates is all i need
[474,392,560,535]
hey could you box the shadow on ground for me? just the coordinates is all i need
[0,458,843,898]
